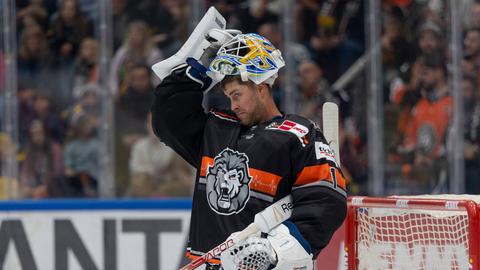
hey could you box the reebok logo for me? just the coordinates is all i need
[281,202,293,213]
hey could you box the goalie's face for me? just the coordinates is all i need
[223,81,267,126]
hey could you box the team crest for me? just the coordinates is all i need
[206,148,252,215]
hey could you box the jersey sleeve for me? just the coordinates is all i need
[289,124,347,258]
[151,66,207,168]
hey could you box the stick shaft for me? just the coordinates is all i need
[322,102,341,166]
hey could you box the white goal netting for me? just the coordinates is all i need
[350,195,479,270]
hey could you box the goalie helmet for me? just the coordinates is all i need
[208,33,285,86]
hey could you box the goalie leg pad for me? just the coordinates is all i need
[268,224,313,270]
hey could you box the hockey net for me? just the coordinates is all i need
[346,195,480,270]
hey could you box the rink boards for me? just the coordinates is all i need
[0,199,192,270]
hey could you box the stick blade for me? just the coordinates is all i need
[322,102,340,166]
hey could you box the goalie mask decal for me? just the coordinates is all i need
[206,148,252,215]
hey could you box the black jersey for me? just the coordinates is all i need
[151,67,347,260]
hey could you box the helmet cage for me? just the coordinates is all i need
[208,33,285,85]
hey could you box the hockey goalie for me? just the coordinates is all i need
[151,7,347,270]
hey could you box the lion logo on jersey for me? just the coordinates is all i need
[206,148,252,215]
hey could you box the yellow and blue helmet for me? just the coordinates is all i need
[208,33,285,85]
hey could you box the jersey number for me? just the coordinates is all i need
[330,167,337,189]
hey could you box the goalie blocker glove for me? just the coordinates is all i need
[221,221,314,270]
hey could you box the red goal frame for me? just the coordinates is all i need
[346,196,480,270]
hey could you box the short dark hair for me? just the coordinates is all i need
[220,75,272,93]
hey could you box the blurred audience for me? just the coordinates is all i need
[114,64,154,194]
[0,133,19,199]
[463,75,480,193]
[19,120,63,199]
[301,0,363,83]
[463,27,480,83]
[17,25,53,91]
[47,0,93,64]
[117,64,154,121]
[16,0,48,33]
[129,114,194,198]
[296,60,337,124]
[63,114,99,197]
[71,38,99,91]
[5,0,480,198]
[398,54,452,191]
[67,83,101,126]
[110,20,163,97]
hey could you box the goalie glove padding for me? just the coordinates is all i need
[220,224,313,270]
[221,235,277,270]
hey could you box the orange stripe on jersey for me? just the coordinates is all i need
[200,156,214,177]
[249,168,281,196]
[295,164,346,189]
[200,156,281,196]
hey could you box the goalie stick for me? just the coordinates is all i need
[322,102,341,166]
[179,195,293,270]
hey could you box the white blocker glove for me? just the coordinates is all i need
[221,221,314,270]
[184,29,240,92]
[151,7,241,92]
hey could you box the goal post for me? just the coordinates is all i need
[346,196,480,270]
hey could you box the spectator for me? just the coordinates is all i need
[303,0,363,82]
[148,1,178,54]
[47,0,93,63]
[463,28,480,83]
[67,83,101,126]
[400,54,452,190]
[466,1,480,29]
[296,60,337,124]
[118,64,154,121]
[71,38,99,91]
[114,64,155,195]
[129,113,194,197]
[16,0,48,32]
[381,7,415,102]
[112,0,129,50]
[235,0,280,33]
[158,0,189,56]
[17,25,53,91]
[416,20,444,58]
[109,20,163,97]
[30,94,65,144]
[463,75,480,193]
[63,114,99,197]
[19,120,63,199]
[0,133,19,199]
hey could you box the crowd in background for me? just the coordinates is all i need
[0,0,479,199]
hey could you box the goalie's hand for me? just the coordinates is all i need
[184,29,241,92]
[220,222,314,270]
[199,29,241,66]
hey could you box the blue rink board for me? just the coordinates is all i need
[0,198,192,211]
